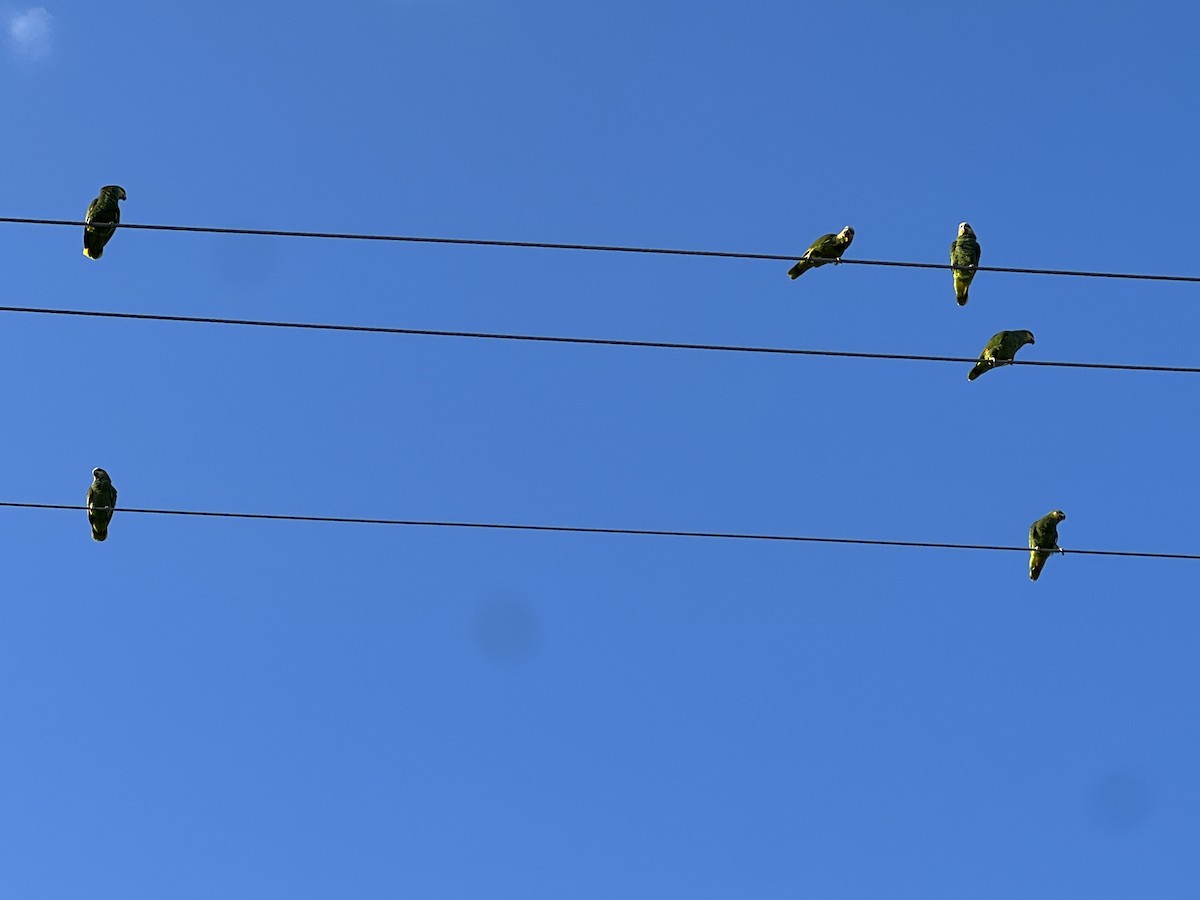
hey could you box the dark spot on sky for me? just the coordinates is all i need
[1085,770,1153,835]
[472,597,540,664]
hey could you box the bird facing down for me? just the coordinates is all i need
[968,330,1035,381]
[950,221,981,306]
[788,226,854,279]
[83,185,127,259]
[87,467,118,542]
[1028,509,1066,581]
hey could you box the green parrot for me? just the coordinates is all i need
[950,221,981,306]
[967,329,1035,381]
[1028,510,1066,581]
[87,467,118,542]
[83,185,127,259]
[788,226,854,279]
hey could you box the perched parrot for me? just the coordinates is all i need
[1028,509,1066,581]
[950,222,981,306]
[83,185,127,259]
[87,467,118,542]
[788,226,854,279]
[967,329,1035,381]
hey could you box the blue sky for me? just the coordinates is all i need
[3,1,1200,896]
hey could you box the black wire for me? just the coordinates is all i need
[0,304,1195,372]
[4,501,1197,561]
[8,214,1188,561]
[3,216,787,260]
[843,258,1200,283]
[4,216,1200,283]
[2,304,1197,375]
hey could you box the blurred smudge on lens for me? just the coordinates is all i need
[472,597,539,664]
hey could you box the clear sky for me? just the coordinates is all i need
[3,1,1199,896]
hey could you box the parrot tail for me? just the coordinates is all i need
[90,510,110,541]
[1029,551,1047,581]
[954,274,970,306]
[967,360,991,381]
[788,260,811,279]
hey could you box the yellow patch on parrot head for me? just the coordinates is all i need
[958,222,973,237]
[838,226,854,242]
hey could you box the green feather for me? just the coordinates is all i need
[86,467,118,542]
[788,226,854,279]
[950,222,981,306]
[83,185,127,260]
[1029,510,1066,581]
[968,330,1035,381]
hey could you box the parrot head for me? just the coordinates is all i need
[838,226,854,242]
[92,467,110,483]
[1022,330,1035,345]
[958,221,974,238]
[101,185,127,201]
[1050,510,1066,522]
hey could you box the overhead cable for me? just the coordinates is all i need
[2,216,1198,283]
[4,501,1198,562]
[2,304,1197,375]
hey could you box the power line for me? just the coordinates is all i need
[842,258,1200,283]
[3,501,1198,561]
[3,216,1199,283]
[3,303,1197,375]
[2,216,790,259]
